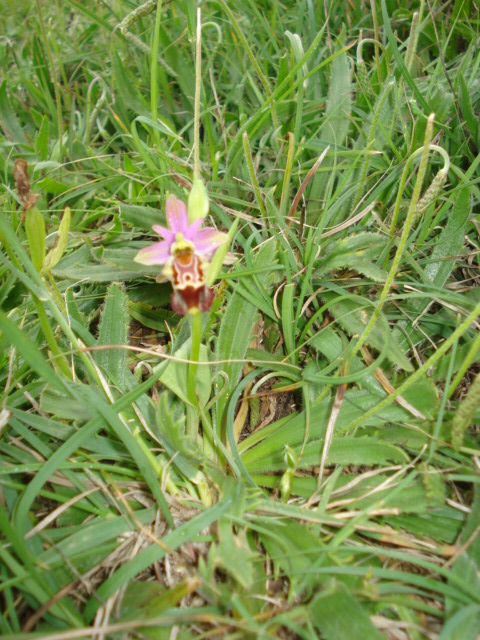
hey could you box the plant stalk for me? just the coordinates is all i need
[194,6,202,179]
[186,311,202,438]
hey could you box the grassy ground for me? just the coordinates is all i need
[1,0,480,637]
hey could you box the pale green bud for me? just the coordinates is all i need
[187,177,209,223]
[280,469,293,503]
[283,445,297,470]
[280,445,297,502]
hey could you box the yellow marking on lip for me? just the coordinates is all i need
[171,233,195,255]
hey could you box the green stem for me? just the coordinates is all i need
[150,0,163,149]
[186,311,202,438]
[187,310,202,403]
[447,330,480,400]
[186,405,199,443]
[194,6,202,179]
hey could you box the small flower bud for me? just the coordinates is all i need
[188,177,209,223]
[280,469,293,503]
[283,445,297,470]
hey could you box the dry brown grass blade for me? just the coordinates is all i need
[22,579,81,633]
[361,346,426,419]
[286,146,330,225]
[317,379,348,485]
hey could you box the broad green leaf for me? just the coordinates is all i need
[245,436,408,474]
[424,187,470,287]
[36,177,72,195]
[35,114,50,160]
[119,580,197,622]
[216,518,255,589]
[440,605,480,640]
[315,233,388,282]
[96,283,130,386]
[241,388,410,471]
[392,509,463,544]
[129,302,174,332]
[310,33,352,202]
[458,72,478,141]
[120,203,164,230]
[257,469,439,512]
[401,377,438,417]
[128,283,172,306]
[160,339,211,407]
[320,37,352,147]
[309,327,344,361]
[11,407,75,441]
[40,386,95,421]
[449,552,480,614]
[54,244,158,281]
[258,520,327,598]
[310,580,384,640]
[25,208,46,272]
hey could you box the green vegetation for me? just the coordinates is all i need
[1,0,479,637]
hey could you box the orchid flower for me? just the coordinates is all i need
[134,194,228,315]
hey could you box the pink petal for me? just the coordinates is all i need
[183,217,203,241]
[194,227,228,258]
[165,195,188,234]
[152,224,175,242]
[134,240,171,266]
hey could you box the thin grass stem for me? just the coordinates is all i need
[194,6,202,179]
[150,0,163,149]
